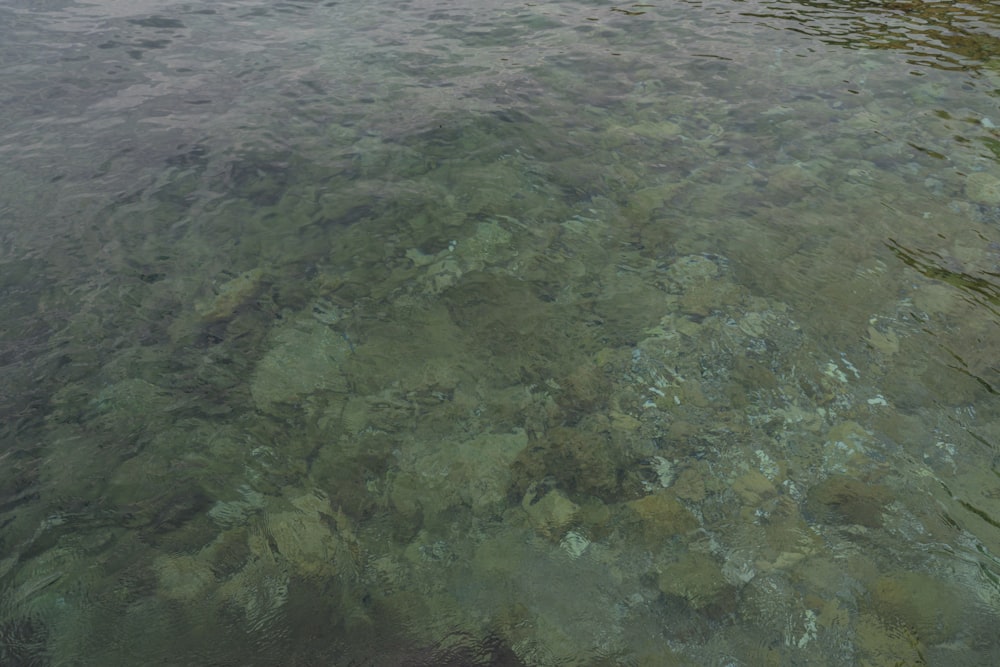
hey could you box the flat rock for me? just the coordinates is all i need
[250,318,351,410]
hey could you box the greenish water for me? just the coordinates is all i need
[2,0,1000,664]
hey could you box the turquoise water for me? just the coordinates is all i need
[2,0,1000,664]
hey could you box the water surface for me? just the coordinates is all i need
[2,0,1000,664]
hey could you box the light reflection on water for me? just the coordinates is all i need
[1,0,999,664]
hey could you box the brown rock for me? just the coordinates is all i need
[627,491,698,538]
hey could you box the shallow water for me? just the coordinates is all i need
[2,0,1000,664]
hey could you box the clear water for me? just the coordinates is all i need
[2,0,1000,664]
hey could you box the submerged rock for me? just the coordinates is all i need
[250,318,351,411]
[965,171,1000,206]
[195,268,267,322]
